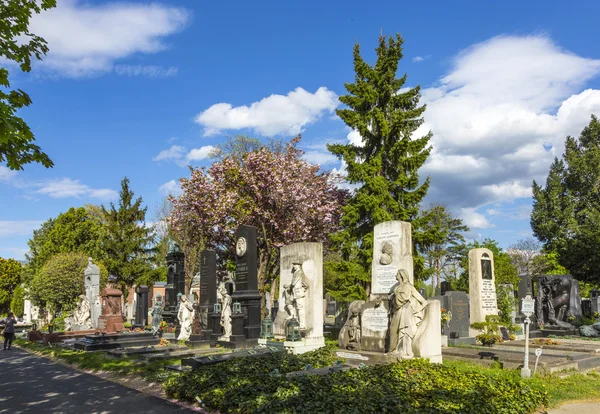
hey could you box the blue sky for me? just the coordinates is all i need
[2,0,600,260]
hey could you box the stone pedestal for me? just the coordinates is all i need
[370,221,413,299]
[232,225,262,340]
[468,248,498,337]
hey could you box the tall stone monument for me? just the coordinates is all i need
[468,248,498,336]
[231,225,262,342]
[84,258,101,329]
[98,287,124,332]
[371,221,413,298]
[199,249,217,335]
[135,285,149,327]
[165,242,185,324]
[271,242,325,353]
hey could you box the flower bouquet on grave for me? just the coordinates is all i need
[440,308,452,334]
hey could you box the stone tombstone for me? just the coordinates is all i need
[199,249,217,333]
[441,281,450,296]
[84,258,101,329]
[274,242,324,341]
[165,245,185,313]
[98,287,124,332]
[445,291,470,338]
[581,299,592,318]
[359,301,390,352]
[135,285,149,326]
[371,221,413,298]
[418,288,427,299]
[536,274,582,327]
[232,225,262,340]
[518,274,533,312]
[468,248,498,336]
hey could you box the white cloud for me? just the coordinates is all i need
[153,145,215,166]
[0,221,44,237]
[36,178,118,200]
[459,208,494,229]
[153,145,187,162]
[0,166,17,182]
[303,150,338,166]
[29,0,189,77]
[412,56,424,63]
[159,180,182,196]
[418,35,600,211]
[114,65,178,78]
[187,146,215,161]
[195,87,339,136]
[0,247,29,261]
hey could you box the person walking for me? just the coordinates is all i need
[2,312,16,350]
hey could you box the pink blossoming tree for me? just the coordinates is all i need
[169,136,348,313]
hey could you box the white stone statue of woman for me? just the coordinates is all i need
[219,284,232,339]
[177,295,194,341]
[388,269,428,359]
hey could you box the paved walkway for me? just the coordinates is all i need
[547,402,600,413]
[0,347,193,414]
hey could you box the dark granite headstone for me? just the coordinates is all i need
[445,291,470,338]
[134,285,148,327]
[419,288,427,299]
[441,281,450,296]
[165,249,185,319]
[518,274,533,314]
[232,225,262,341]
[199,250,217,337]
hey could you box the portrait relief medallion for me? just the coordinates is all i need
[236,237,247,257]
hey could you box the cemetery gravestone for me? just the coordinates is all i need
[165,244,185,324]
[445,291,470,338]
[468,248,498,337]
[84,258,101,329]
[199,250,217,340]
[441,281,450,296]
[232,225,262,341]
[98,287,124,332]
[371,221,413,298]
[135,286,148,327]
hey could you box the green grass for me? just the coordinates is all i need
[548,334,600,342]
[443,358,600,408]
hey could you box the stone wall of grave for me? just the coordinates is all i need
[370,221,413,298]
[468,248,498,335]
[273,242,324,339]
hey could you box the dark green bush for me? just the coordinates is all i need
[163,346,548,413]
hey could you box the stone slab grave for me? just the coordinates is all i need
[107,345,185,358]
[182,346,286,369]
[268,242,325,354]
[73,332,159,351]
[142,347,227,362]
[468,248,498,337]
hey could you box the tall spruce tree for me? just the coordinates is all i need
[327,34,432,299]
[101,177,155,290]
[531,115,600,284]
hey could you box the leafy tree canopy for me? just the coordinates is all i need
[0,0,56,170]
[24,207,104,280]
[531,115,600,285]
[0,257,22,313]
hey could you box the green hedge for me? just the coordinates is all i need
[163,347,548,413]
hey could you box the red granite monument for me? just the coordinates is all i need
[98,287,124,332]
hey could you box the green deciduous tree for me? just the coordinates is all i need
[10,285,25,317]
[101,177,155,290]
[0,0,56,170]
[531,115,600,285]
[24,207,104,280]
[0,257,22,313]
[327,34,432,299]
[29,251,107,312]
[418,204,469,295]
